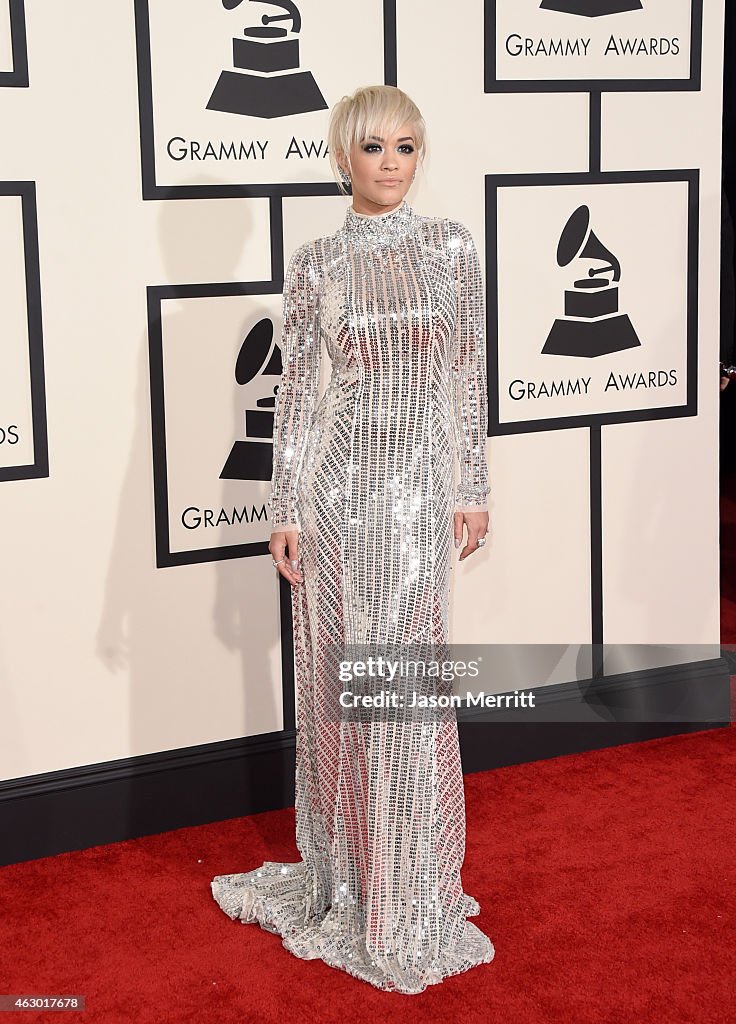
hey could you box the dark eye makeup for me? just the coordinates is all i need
[362,143,415,154]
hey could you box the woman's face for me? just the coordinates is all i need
[338,123,419,214]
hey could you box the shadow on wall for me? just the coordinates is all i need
[94,178,285,844]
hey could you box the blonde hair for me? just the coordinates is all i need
[327,85,427,196]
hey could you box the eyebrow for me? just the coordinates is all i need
[366,135,415,143]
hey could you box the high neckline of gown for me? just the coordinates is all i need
[342,199,418,248]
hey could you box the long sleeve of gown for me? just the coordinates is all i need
[448,220,490,513]
[268,242,321,533]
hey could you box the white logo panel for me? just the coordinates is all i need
[489,172,697,432]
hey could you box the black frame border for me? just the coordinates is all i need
[0,0,28,87]
[147,199,285,567]
[484,0,704,94]
[485,167,700,437]
[134,0,398,200]
[0,181,48,482]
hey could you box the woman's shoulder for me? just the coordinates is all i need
[415,211,478,259]
[285,211,478,272]
[284,236,333,281]
[285,232,337,271]
[284,239,316,277]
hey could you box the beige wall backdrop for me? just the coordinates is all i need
[0,0,725,781]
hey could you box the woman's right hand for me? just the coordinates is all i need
[269,529,303,586]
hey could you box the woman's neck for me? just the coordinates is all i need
[342,199,416,249]
[349,199,406,218]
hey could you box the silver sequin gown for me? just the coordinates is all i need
[211,199,494,994]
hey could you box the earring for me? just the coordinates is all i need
[338,165,351,186]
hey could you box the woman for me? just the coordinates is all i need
[211,85,494,994]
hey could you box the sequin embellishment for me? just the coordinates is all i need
[211,199,493,994]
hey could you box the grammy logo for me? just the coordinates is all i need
[220,318,282,480]
[539,0,643,15]
[207,0,328,118]
[541,205,641,358]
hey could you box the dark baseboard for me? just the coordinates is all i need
[0,656,730,866]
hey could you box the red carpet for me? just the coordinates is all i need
[1,481,735,1023]
[0,727,734,1023]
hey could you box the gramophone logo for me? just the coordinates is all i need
[207,0,328,118]
[542,205,641,357]
[539,0,643,14]
[221,316,282,480]
[148,288,291,566]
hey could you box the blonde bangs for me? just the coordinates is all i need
[327,85,427,194]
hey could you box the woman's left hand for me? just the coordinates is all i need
[454,510,489,561]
